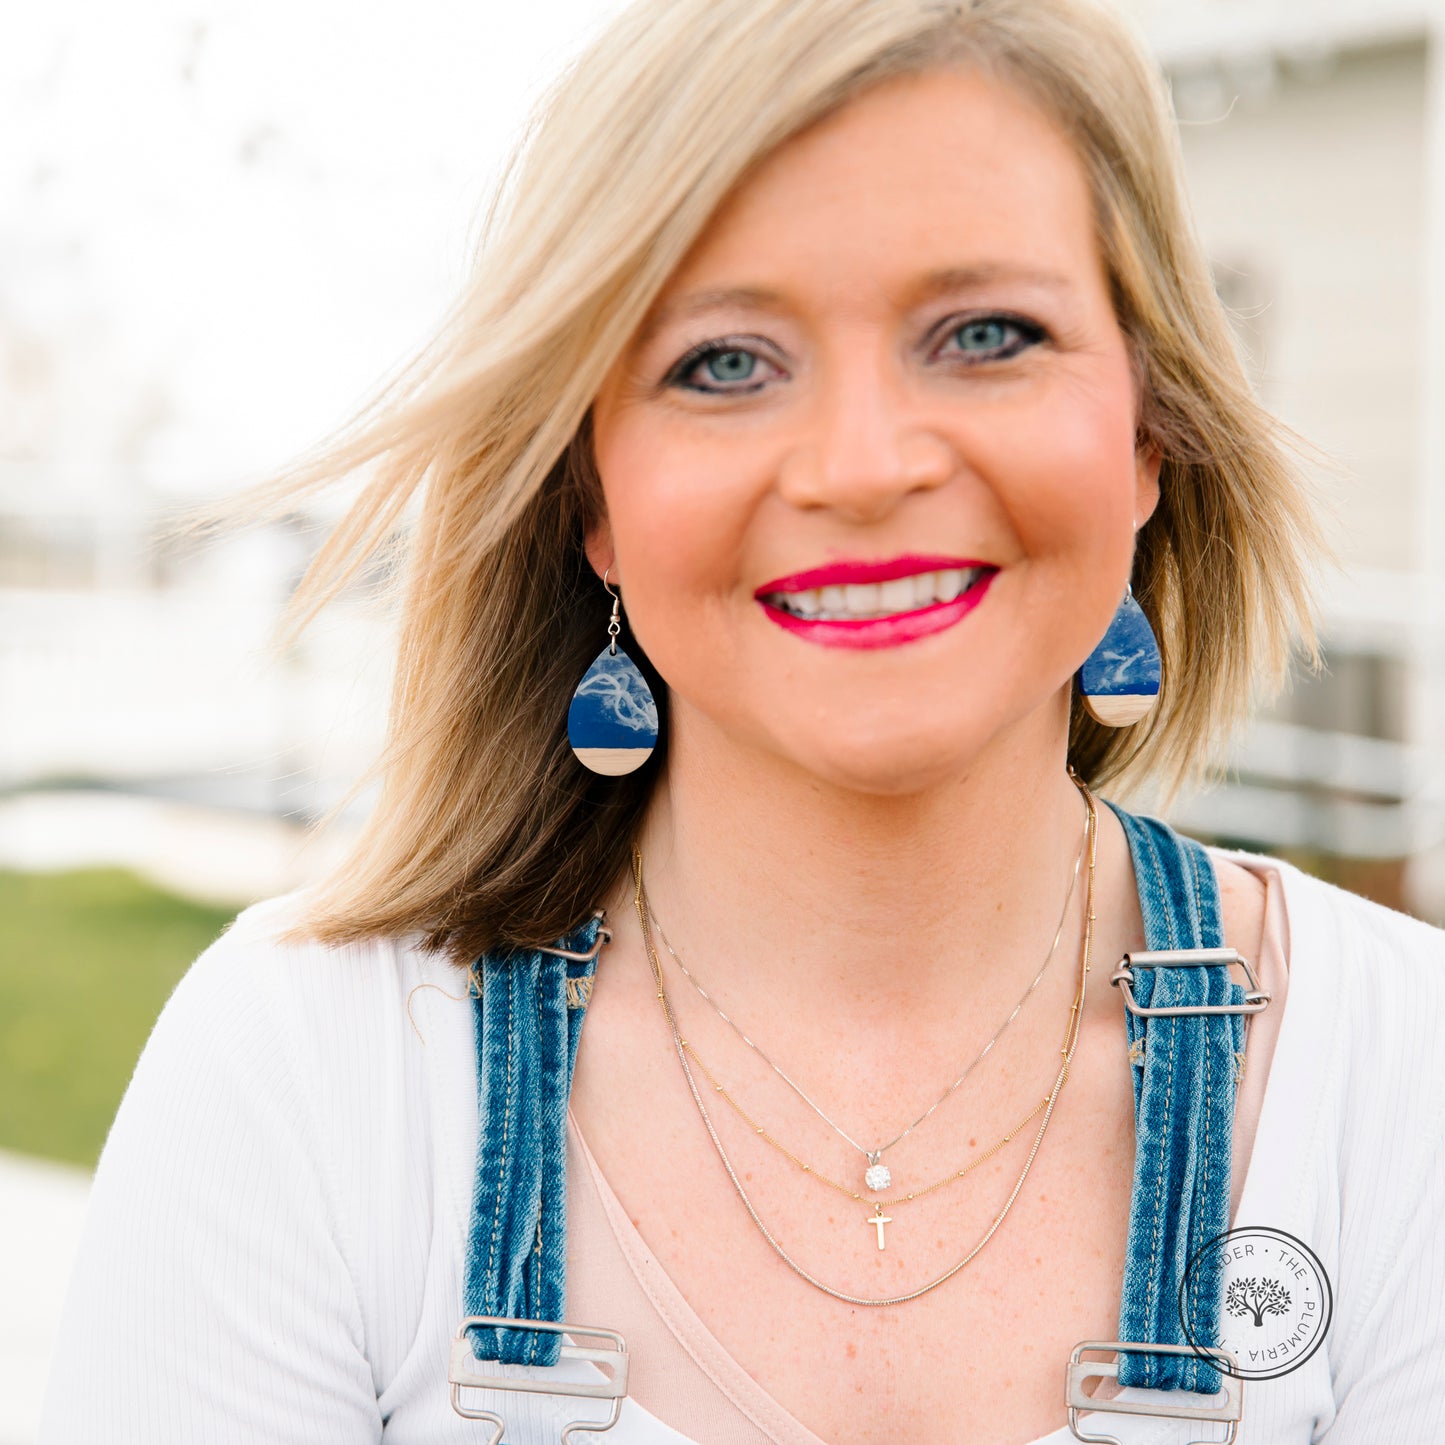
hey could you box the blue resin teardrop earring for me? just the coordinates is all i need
[1078,584,1161,727]
[567,568,659,776]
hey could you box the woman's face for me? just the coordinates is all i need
[589,65,1161,793]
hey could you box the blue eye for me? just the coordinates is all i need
[939,314,1043,361]
[702,350,757,383]
[666,340,774,394]
[957,319,1009,350]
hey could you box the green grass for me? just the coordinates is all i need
[0,869,236,1168]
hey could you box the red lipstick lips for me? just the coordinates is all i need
[755,553,988,594]
[755,554,996,651]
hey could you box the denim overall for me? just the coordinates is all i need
[446,804,1268,1443]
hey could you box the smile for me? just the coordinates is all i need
[755,555,997,650]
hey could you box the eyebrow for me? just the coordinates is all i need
[634,286,788,349]
[908,263,1077,303]
[634,263,1077,348]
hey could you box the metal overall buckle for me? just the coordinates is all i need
[535,911,611,1008]
[533,910,612,963]
[1066,1340,1243,1444]
[1111,948,1271,1018]
[449,1316,629,1442]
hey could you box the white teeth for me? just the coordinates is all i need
[878,577,915,613]
[936,568,967,603]
[767,567,986,620]
[844,581,880,614]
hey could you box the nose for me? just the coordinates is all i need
[774,348,956,522]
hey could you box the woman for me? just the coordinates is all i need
[40,0,1445,1441]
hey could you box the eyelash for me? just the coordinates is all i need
[663,335,780,395]
[662,313,1049,395]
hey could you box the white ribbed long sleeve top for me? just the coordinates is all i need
[37,853,1445,1444]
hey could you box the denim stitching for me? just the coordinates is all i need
[1195,837,1231,1392]
[1134,821,1166,1077]
[1196,994,1213,1389]
[1161,822,1182,949]
[1142,995,1180,1388]
[1139,821,1168,1388]
[485,966,517,1326]
[1141,821,1174,950]
[1120,813,1163,1386]
[529,963,545,1368]
[1188,840,1206,1389]
[1189,843,1206,947]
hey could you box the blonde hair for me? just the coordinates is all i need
[238,0,1321,962]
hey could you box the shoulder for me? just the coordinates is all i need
[181,888,415,1003]
[127,889,480,1174]
[48,892,473,1437]
[103,891,482,1352]
[1208,847,1445,966]
[1277,858,1445,1068]
[1209,852,1269,964]
[1259,852,1445,983]
[163,888,467,1055]
[1209,842,1445,971]
[1215,848,1445,1100]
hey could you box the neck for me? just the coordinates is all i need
[630,695,1092,1036]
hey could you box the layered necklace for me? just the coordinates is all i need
[630,777,1099,1308]
[646,804,1089,1195]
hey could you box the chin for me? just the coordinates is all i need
[775,723,999,797]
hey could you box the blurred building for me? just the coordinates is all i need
[3,0,1445,913]
[1123,0,1445,915]
[0,323,388,825]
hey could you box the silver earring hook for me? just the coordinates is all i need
[601,566,622,656]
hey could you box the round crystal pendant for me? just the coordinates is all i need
[864,1160,891,1192]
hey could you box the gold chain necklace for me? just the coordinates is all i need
[631,777,1099,1308]
[676,1027,1050,1228]
[644,808,1088,1194]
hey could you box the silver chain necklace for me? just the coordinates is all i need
[644,801,1089,1195]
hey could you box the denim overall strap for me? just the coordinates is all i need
[461,911,604,1368]
[1109,805,1247,1395]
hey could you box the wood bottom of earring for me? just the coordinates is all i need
[1082,693,1156,727]
[572,746,654,775]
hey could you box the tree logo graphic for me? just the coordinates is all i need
[1225,1275,1292,1328]
[1180,1226,1332,1380]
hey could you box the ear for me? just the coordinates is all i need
[583,516,616,585]
[1134,438,1163,530]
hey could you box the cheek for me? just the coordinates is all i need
[590,406,765,654]
[962,357,1144,683]
[996,364,1143,583]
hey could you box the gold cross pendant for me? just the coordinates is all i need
[867,1205,893,1250]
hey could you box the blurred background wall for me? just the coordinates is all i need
[1151,0,1445,917]
[3,0,1444,1439]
